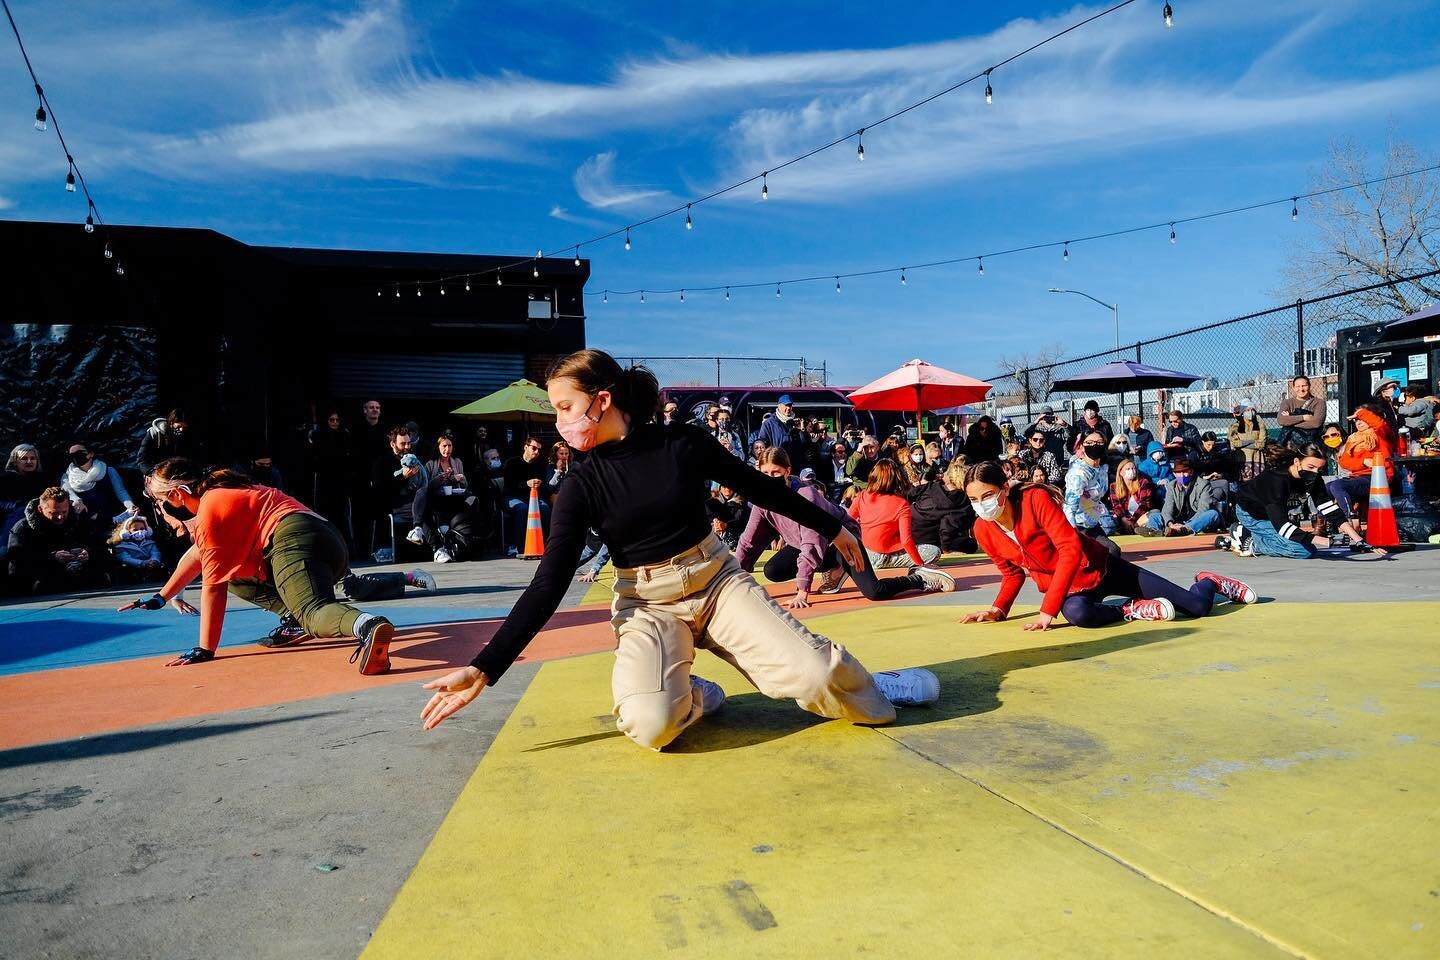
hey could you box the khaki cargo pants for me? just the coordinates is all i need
[610,533,895,750]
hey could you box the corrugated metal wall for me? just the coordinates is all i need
[328,352,525,401]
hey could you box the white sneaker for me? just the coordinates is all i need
[405,527,425,545]
[913,566,956,593]
[372,547,394,563]
[818,567,849,594]
[433,547,453,564]
[872,668,940,707]
[692,676,726,715]
[408,568,436,590]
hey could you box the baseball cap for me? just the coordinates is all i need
[777,394,792,405]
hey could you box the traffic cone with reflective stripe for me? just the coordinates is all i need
[520,488,546,559]
[1365,455,1399,548]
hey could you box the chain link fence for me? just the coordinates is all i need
[985,270,1440,434]
[616,356,828,388]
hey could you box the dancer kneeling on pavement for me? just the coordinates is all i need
[419,350,939,750]
[1223,446,1380,559]
[735,447,955,607]
[958,461,1255,630]
[118,458,434,672]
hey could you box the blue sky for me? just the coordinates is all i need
[4,0,1440,384]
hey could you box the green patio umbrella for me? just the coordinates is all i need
[451,379,555,417]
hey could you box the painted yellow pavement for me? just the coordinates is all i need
[365,600,1440,959]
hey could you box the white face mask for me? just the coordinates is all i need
[1121,469,1137,481]
[910,453,924,463]
[973,493,1004,521]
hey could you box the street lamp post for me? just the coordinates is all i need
[1049,287,1123,419]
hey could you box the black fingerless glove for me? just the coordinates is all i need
[137,594,166,610]
[173,647,215,664]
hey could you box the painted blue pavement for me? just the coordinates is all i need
[0,605,510,676]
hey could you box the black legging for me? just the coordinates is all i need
[763,543,928,601]
[1059,555,1218,627]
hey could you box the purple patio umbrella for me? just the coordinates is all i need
[1377,302,1440,343]
[1048,359,1204,395]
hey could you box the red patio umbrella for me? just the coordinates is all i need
[847,359,993,438]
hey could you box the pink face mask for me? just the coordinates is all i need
[556,393,604,451]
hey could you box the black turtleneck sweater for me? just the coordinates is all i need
[471,422,843,683]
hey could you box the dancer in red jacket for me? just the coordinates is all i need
[957,461,1256,629]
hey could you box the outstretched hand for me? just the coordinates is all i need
[117,594,166,612]
[171,596,199,615]
[958,607,1004,624]
[421,666,489,730]
[832,527,865,571]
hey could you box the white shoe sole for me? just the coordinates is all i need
[914,566,956,593]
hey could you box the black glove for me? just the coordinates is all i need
[1349,539,1373,554]
[136,594,166,611]
[166,647,215,666]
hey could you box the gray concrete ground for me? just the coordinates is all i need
[1,546,1436,959]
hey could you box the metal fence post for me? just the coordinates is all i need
[1295,299,1305,377]
[1023,369,1033,422]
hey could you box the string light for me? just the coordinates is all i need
[1291,198,1299,221]
[440,284,446,295]
[685,204,693,230]
[835,276,842,293]
[984,70,993,105]
[624,228,631,251]
[464,277,471,291]
[978,257,985,276]
[416,285,422,297]
[602,290,608,303]
[680,289,685,302]
[1063,242,1070,262]
[33,103,44,131]
[1163,2,1173,28]
[574,246,581,266]
[900,269,907,286]
[83,214,93,234]
[640,290,645,303]
[394,288,400,298]
[1169,222,1177,243]
[725,286,730,301]
[776,283,782,299]
[376,289,382,297]
[856,129,865,162]
[102,239,112,259]
[496,272,502,285]
[114,260,124,276]
[64,156,74,192]
[533,250,542,278]
[761,172,768,200]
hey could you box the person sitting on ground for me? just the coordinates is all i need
[1227,400,1267,478]
[118,458,432,670]
[1002,439,1022,462]
[137,408,198,474]
[407,431,469,563]
[1137,441,1175,488]
[1193,430,1238,498]
[1327,405,1395,519]
[1068,400,1115,455]
[845,435,880,493]
[1277,375,1325,450]
[902,442,937,486]
[1109,458,1163,536]
[1159,454,1222,537]
[1063,430,1121,556]
[848,459,939,570]
[109,514,165,580]
[418,350,941,747]
[1162,409,1202,458]
[705,483,750,552]
[1398,384,1435,441]
[1,444,49,562]
[924,441,944,472]
[1125,414,1155,457]
[958,461,1256,631]
[737,448,954,606]
[1025,406,1070,462]
[964,416,1004,462]
[908,459,977,555]
[7,486,108,593]
[1228,446,1375,559]
[1016,428,1064,484]
[821,440,850,500]
[61,442,138,529]
[502,435,550,556]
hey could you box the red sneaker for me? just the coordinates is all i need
[1194,571,1257,604]
[1121,597,1175,622]
[350,618,393,675]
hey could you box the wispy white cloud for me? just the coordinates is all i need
[572,151,672,210]
[549,204,608,227]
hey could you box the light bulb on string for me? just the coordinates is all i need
[761,172,769,200]
[1063,242,1070,263]
[984,70,994,105]
[103,239,112,259]
[1291,198,1299,221]
[725,287,730,301]
[574,246,581,266]
[65,158,75,193]
[602,290,608,303]
[395,288,400,298]
[1163,2,1173,28]
[440,284,446,295]
[496,273,502,286]
[640,290,646,303]
[377,289,382,297]
[34,105,46,131]
[624,228,632,251]
[1169,222,1177,244]
[416,286,422,297]
[835,276,842,294]
[680,289,686,303]
[856,129,865,162]
[685,205,693,230]
[775,283,782,299]
[83,214,94,234]
[114,261,125,277]
[978,257,985,276]
[464,277,471,292]
[533,250,542,278]
[900,269,907,286]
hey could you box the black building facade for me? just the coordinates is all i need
[1,220,588,483]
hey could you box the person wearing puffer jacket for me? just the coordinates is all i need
[109,514,165,578]
[1136,441,1174,489]
[1327,404,1395,518]
[908,460,977,554]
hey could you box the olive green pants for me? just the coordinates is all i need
[228,512,399,638]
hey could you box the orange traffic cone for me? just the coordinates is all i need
[1365,455,1399,548]
[520,488,546,559]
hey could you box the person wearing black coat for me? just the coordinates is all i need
[964,416,1004,462]
[907,464,977,555]
[7,489,108,592]
[137,409,200,473]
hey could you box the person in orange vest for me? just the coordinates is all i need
[1327,404,1395,519]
